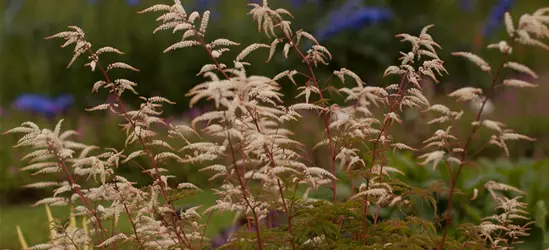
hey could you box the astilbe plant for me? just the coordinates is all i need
[4,1,549,249]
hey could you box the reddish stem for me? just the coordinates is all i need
[246,107,296,249]
[193,20,294,247]
[86,46,190,247]
[200,211,214,249]
[48,142,109,249]
[223,114,264,250]
[268,15,338,203]
[437,51,509,249]
[360,73,408,240]
[122,203,145,248]
[373,204,381,226]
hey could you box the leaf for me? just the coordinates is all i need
[536,200,547,232]
[313,98,331,106]
[45,204,57,240]
[462,203,482,223]
[16,225,28,249]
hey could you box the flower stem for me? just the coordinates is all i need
[437,51,510,250]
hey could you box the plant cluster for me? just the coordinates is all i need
[5,1,549,249]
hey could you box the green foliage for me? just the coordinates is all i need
[387,153,549,249]
[2,0,549,110]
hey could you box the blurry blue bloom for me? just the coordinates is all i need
[314,0,392,42]
[194,0,321,21]
[54,94,75,111]
[460,0,475,13]
[182,0,221,21]
[86,0,140,6]
[248,0,320,8]
[14,94,57,117]
[13,94,74,118]
[482,0,515,37]
[126,0,140,6]
[197,0,219,9]
[290,0,321,9]
[4,0,25,29]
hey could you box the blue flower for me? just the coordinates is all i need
[126,0,140,7]
[54,94,75,111]
[460,0,475,13]
[248,0,320,9]
[4,0,26,29]
[87,0,140,6]
[482,0,515,37]
[194,0,322,21]
[195,0,221,20]
[13,94,74,118]
[314,0,392,42]
[289,0,321,9]
[196,0,220,9]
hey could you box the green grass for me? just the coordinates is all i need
[0,190,234,249]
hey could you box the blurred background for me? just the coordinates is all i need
[1,0,549,248]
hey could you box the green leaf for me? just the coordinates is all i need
[463,203,482,223]
[535,200,547,233]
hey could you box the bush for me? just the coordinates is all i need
[4,1,549,249]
